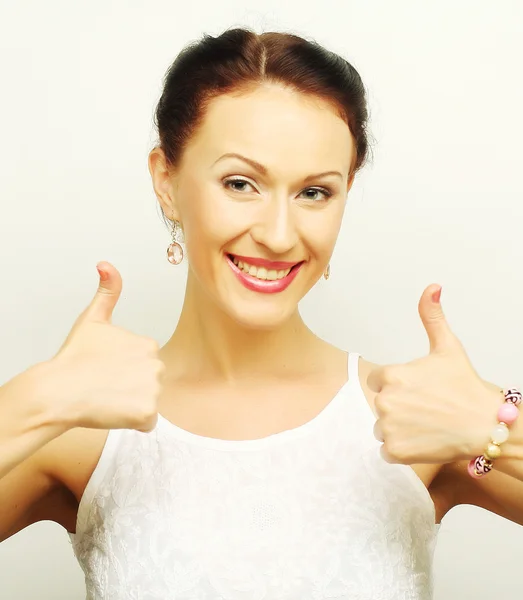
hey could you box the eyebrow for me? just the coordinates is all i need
[212,152,344,183]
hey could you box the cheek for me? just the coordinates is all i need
[179,180,224,239]
[178,181,246,266]
[297,204,345,256]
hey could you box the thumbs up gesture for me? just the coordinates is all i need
[368,285,500,465]
[43,262,164,433]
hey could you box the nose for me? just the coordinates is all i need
[249,194,299,255]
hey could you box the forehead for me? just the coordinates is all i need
[182,83,355,178]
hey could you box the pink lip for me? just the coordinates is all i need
[230,254,299,270]
[226,255,303,294]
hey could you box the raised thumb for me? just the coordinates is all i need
[83,262,123,323]
[418,284,456,353]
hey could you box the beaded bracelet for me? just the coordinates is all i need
[468,388,522,478]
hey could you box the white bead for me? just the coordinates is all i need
[491,423,509,444]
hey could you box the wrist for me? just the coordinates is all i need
[462,381,503,459]
[17,361,76,435]
[498,407,523,462]
[467,384,523,478]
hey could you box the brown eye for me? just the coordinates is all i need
[223,178,255,193]
[300,187,333,202]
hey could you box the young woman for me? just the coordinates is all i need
[1,27,523,600]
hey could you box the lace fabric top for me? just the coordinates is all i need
[69,353,439,600]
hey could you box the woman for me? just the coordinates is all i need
[1,27,522,599]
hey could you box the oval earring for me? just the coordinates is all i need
[167,217,184,265]
[323,264,330,280]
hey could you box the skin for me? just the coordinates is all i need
[2,81,523,545]
[147,81,444,508]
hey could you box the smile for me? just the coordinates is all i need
[226,254,304,294]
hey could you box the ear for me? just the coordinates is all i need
[148,147,181,222]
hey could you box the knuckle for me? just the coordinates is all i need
[382,365,405,387]
[143,338,160,354]
[133,406,158,429]
[155,360,166,376]
[150,339,161,352]
[374,393,391,414]
[382,442,398,462]
[384,441,406,464]
[380,420,394,439]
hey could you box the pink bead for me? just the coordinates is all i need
[497,402,519,426]
[468,456,492,478]
[467,460,483,478]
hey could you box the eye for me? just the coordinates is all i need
[223,177,256,193]
[299,187,333,203]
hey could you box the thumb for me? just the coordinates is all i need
[83,262,123,323]
[418,284,457,353]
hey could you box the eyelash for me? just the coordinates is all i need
[223,177,334,203]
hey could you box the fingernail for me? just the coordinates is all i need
[97,266,109,281]
[432,286,442,303]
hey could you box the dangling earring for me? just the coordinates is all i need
[323,264,330,280]
[167,214,184,265]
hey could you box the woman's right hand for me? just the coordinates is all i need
[40,262,165,433]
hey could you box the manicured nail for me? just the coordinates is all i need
[432,287,442,303]
[97,266,109,281]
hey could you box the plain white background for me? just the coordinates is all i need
[1,0,522,598]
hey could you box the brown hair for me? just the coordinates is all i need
[153,27,370,176]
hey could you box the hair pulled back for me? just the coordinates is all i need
[154,28,369,175]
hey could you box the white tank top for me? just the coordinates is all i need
[69,353,439,599]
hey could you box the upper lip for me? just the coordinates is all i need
[229,254,303,270]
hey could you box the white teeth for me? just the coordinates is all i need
[230,255,293,281]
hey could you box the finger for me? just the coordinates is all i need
[418,284,458,353]
[373,419,384,443]
[82,262,123,323]
[379,444,397,464]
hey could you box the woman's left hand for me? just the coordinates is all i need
[367,285,502,465]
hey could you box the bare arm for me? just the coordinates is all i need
[0,362,75,543]
[0,262,163,543]
[433,459,523,527]
[0,362,69,481]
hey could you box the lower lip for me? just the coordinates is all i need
[226,255,303,294]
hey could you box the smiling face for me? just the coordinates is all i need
[151,82,356,330]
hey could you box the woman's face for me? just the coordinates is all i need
[151,83,355,329]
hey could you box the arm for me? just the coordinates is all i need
[0,362,69,481]
[1,261,161,483]
[0,362,73,543]
[0,261,163,542]
[433,459,523,526]
[436,383,523,524]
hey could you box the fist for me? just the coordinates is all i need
[44,262,165,433]
[367,285,497,465]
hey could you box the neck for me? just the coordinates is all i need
[161,272,320,383]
